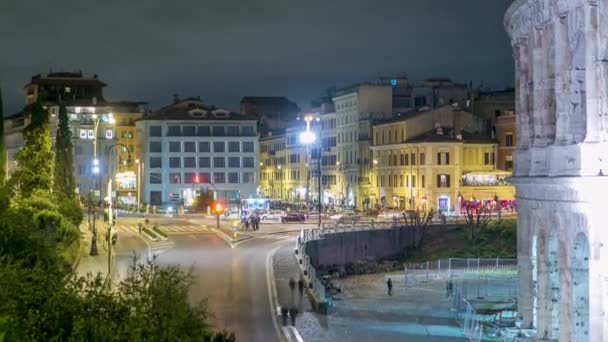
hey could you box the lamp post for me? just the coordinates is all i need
[336,161,344,210]
[277,165,283,201]
[299,113,321,228]
[89,112,114,257]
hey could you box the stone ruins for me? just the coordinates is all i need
[505,0,608,341]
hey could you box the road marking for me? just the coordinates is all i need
[266,243,287,342]
[290,326,304,342]
[211,228,236,248]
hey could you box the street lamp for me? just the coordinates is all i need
[299,113,321,228]
[277,165,282,201]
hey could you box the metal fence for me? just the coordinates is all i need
[404,258,517,286]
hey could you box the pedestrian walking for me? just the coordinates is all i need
[387,277,393,296]
[245,217,250,230]
[448,279,454,297]
[254,215,260,231]
[138,223,142,234]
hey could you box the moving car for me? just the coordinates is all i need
[281,213,306,223]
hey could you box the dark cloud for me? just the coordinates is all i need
[0,0,514,114]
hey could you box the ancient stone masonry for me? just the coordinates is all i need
[505,0,608,341]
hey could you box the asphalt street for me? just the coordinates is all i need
[111,215,299,341]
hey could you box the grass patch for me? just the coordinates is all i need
[152,225,168,238]
[406,219,517,262]
[143,227,159,239]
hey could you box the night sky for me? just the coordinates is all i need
[0,0,514,114]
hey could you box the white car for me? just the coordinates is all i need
[261,210,286,221]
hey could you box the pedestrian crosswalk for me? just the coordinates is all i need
[263,234,297,241]
[149,240,174,256]
[117,224,211,236]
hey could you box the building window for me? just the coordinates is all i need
[168,193,181,201]
[149,157,162,168]
[228,157,240,168]
[149,141,162,153]
[412,175,416,187]
[228,172,239,184]
[129,145,134,152]
[184,141,196,152]
[243,141,254,153]
[121,145,127,153]
[420,153,425,165]
[149,172,162,184]
[87,129,94,139]
[212,126,225,136]
[198,141,210,153]
[149,126,162,137]
[184,172,196,184]
[182,126,196,136]
[484,152,495,165]
[121,131,127,139]
[243,172,255,184]
[128,131,133,139]
[213,172,225,184]
[213,142,225,153]
[421,175,425,188]
[243,157,254,168]
[437,152,449,165]
[242,126,255,136]
[404,153,409,166]
[198,172,210,183]
[197,126,210,136]
[214,157,225,168]
[228,141,240,152]
[169,141,181,153]
[167,126,181,136]
[184,157,196,168]
[227,126,239,136]
[169,173,181,184]
[199,157,211,168]
[75,145,83,155]
[505,160,514,171]
[506,133,513,147]
[149,191,162,205]
[437,174,450,188]
[169,157,181,168]
[80,129,87,139]
[411,153,416,165]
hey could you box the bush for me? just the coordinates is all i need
[152,225,168,238]
[57,197,83,226]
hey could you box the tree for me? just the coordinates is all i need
[401,208,434,248]
[464,204,492,241]
[9,101,54,197]
[0,87,6,187]
[53,102,75,199]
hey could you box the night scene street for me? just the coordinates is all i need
[1,0,607,341]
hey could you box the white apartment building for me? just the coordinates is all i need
[332,84,393,208]
[136,97,259,209]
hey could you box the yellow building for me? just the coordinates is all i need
[370,106,515,212]
[110,102,145,206]
[259,132,287,199]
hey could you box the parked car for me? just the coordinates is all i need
[281,213,306,223]
[262,210,286,221]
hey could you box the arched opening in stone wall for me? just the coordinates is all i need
[547,231,559,340]
[572,232,589,341]
[532,233,538,329]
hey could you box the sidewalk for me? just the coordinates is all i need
[76,218,111,280]
[271,243,467,341]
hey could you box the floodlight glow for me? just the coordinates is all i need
[93,166,100,174]
[93,159,99,166]
[299,130,316,145]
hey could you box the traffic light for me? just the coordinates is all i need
[194,176,200,184]
[213,202,224,215]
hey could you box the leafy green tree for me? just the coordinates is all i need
[0,87,6,187]
[53,102,76,199]
[9,101,54,197]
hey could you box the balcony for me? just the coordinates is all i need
[460,172,511,187]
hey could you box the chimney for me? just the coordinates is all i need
[173,94,180,104]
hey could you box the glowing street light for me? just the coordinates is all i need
[373,159,378,165]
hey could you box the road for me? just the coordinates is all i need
[111,216,299,341]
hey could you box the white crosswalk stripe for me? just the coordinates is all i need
[116,224,209,235]
[149,240,174,255]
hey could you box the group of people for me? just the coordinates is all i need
[241,214,260,231]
